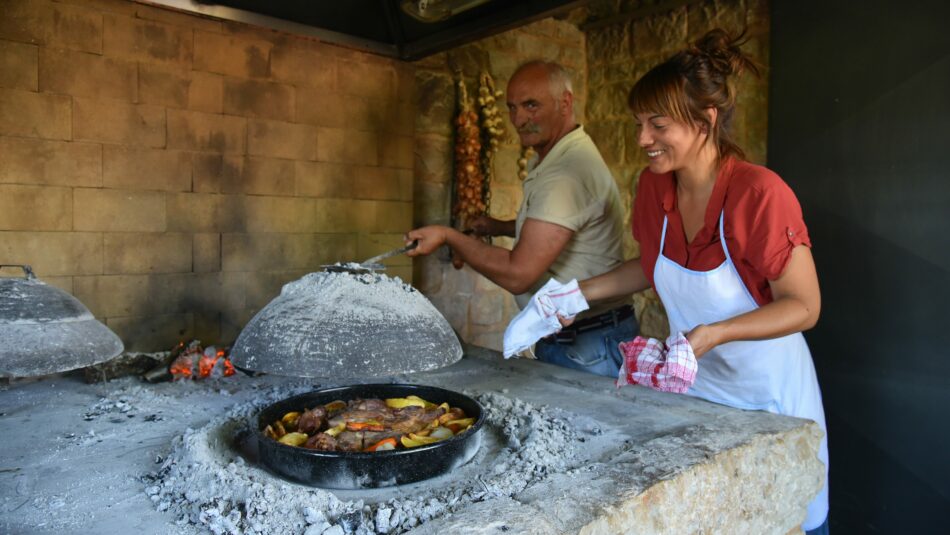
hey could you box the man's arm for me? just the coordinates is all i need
[406,218,572,295]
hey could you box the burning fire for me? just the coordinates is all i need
[169,340,235,380]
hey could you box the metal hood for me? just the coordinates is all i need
[0,265,124,378]
[142,0,586,60]
[229,270,462,378]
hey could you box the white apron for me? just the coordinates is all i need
[653,212,829,530]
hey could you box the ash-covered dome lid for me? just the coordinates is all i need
[230,270,462,378]
[0,265,124,377]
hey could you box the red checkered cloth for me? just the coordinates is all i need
[616,333,698,393]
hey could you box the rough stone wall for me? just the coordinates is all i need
[412,17,587,351]
[0,0,414,351]
[584,0,771,338]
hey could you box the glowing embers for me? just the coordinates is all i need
[168,340,236,380]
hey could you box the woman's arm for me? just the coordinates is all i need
[686,245,821,357]
[578,258,652,302]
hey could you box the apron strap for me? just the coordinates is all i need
[717,212,732,263]
[659,215,669,257]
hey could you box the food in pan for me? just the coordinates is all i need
[263,395,475,452]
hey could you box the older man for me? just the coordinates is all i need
[406,60,637,377]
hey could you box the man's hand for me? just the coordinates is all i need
[404,226,449,256]
[450,248,465,269]
[466,216,516,238]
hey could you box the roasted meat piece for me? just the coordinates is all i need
[297,406,327,434]
[304,432,339,451]
[334,431,365,451]
[351,398,388,411]
[390,406,445,434]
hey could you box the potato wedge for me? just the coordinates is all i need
[281,411,301,430]
[405,395,436,409]
[324,422,346,437]
[385,397,427,409]
[429,426,454,440]
[400,434,440,448]
[277,432,308,446]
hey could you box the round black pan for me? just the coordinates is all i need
[256,383,484,489]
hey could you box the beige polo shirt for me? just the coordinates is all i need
[514,126,629,317]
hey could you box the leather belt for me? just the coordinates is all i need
[545,304,634,345]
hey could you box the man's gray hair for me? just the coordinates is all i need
[514,60,574,99]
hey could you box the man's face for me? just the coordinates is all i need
[506,68,564,151]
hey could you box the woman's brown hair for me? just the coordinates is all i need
[628,29,760,160]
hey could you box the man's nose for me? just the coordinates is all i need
[510,108,527,128]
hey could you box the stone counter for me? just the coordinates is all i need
[0,345,823,534]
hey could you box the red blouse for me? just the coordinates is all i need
[632,157,811,306]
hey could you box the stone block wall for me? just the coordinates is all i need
[0,0,414,351]
[412,16,588,351]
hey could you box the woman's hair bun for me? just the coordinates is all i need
[691,28,759,78]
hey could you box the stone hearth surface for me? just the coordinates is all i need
[0,345,822,534]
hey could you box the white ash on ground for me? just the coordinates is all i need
[143,389,584,535]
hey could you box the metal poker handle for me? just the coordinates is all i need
[0,264,35,279]
[362,240,419,266]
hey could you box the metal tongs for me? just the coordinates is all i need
[323,240,419,274]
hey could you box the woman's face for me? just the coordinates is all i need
[634,112,707,174]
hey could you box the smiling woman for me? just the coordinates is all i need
[570,28,830,534]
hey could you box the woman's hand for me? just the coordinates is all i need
[404,226,449,256]
[685,324,721,358]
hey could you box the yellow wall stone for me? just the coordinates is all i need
[73,97,165,147]
[0,40,39,90]
[0,231,102,275]
[102,146,192,192]
[0,137,101,187]
[0,88,70,139]
[73,188,166,232]
[39,47,137,102]
[103,232,192,274]
[102,12,193,67]
[0,184,72,230]
[167,108,245,153]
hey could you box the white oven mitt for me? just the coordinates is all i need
[503,278,589,358]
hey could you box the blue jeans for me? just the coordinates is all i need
[534,316,638,378]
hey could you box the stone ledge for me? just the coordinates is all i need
[579,424,823,534]
[408,346,824,535]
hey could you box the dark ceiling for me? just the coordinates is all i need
[149,0,586,61]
